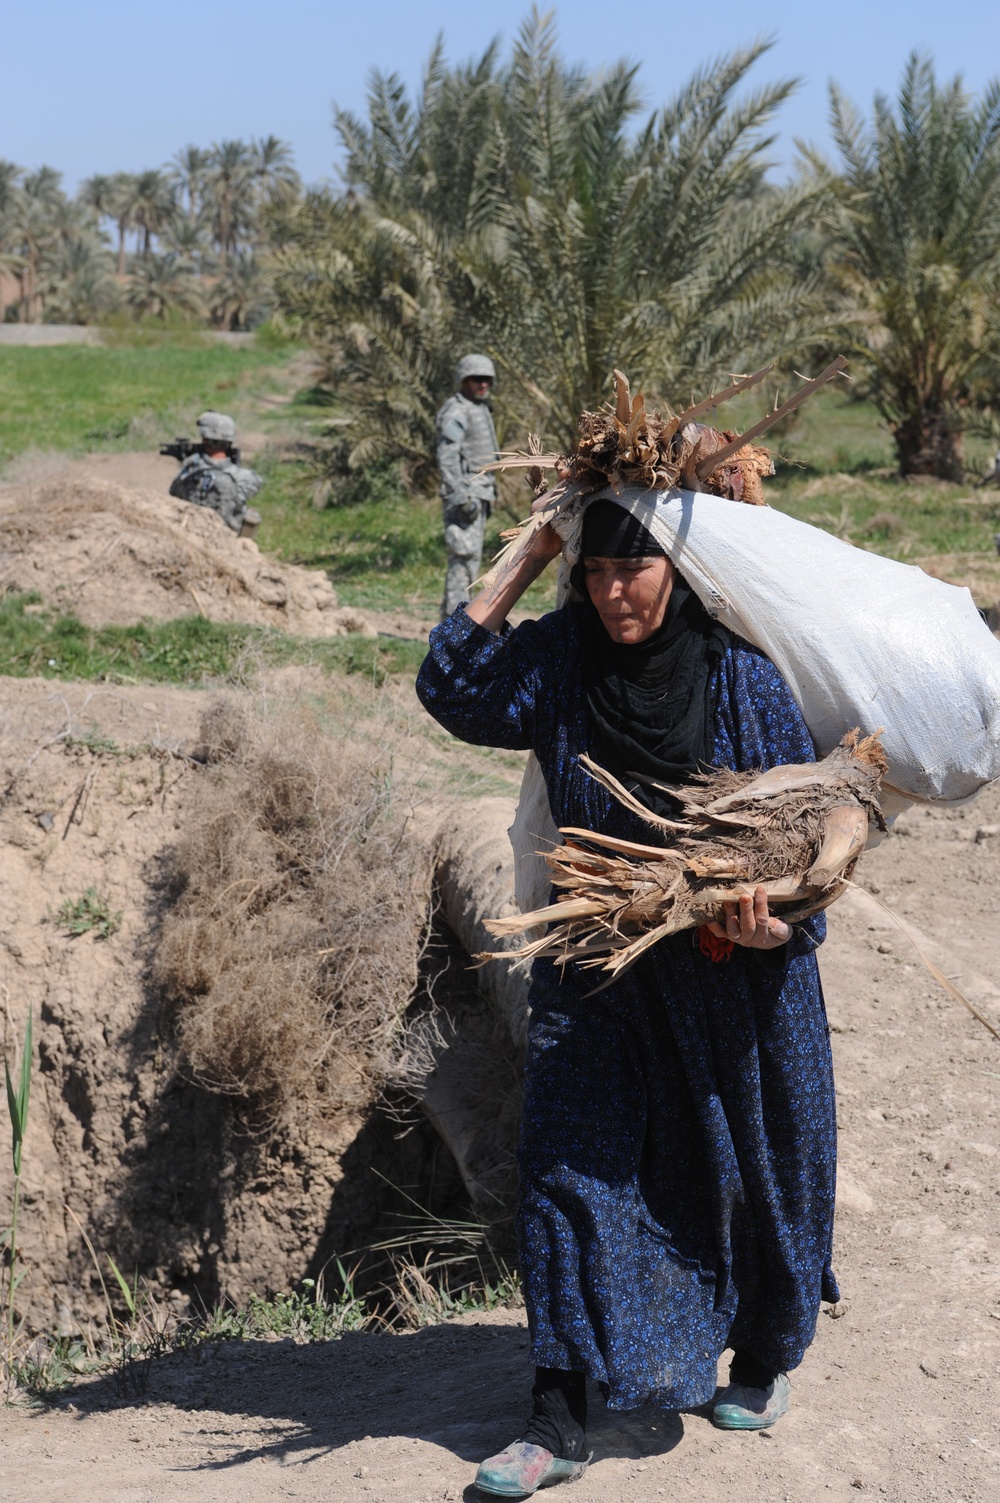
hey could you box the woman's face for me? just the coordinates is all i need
[583,555,676,644]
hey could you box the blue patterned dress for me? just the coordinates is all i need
[416,604,839,1412]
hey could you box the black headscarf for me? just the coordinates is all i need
[573,500,730,819]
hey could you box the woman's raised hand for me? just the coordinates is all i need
[465,519,563,634]
[523,520,564,565]
[706,886,791,950]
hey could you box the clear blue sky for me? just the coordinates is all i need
[3,2,999,192]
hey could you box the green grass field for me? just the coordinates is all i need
[0,331,304,461]
[0,592,427,687]
[259,456,559,615]
[722,386,1000,580]
[2,344,998,691]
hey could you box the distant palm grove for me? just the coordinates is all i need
[2,12,999,480]
[0,136,299,330]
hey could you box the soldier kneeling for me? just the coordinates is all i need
[169,411,264,537]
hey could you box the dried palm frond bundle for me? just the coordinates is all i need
[571,369,775,503]
[485,730,887,984]
[479,356,848,594]
[493,365,781,503]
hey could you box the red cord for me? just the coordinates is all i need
[697,925,734,963]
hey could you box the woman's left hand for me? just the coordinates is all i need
[706,885,791,950]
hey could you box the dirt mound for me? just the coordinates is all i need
[0,475,376,638]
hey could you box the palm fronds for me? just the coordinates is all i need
[484,731,888,984]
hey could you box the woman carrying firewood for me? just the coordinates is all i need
[415,498,840,1498]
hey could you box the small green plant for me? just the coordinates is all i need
[103,1255,169,1397]
[64,1207,169,1398]
[3,1010,32,1380]
[57,889,122,940]
[13,1337,94,1399]
[389,1253,522,1329]
[196,1268,368,1345]
[65,729,122,756]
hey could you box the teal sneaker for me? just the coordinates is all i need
[712,1372,792,1430]
[475,1440,592,1497]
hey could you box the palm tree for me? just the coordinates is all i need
[250,135,299,210]
[126,252,205,321]
[79,173,116,224]
[476,21,823,443]
[268,190,463,485]
[171,145,211,217]
[267,28,502,481]
[0,160,24,320]
[209,253,263,330]
[272,13,833,479]
[0,158,22,213]
[6,167,64,320]
[129,169,176,259]
[40,230,119,323]
[108,172,138,274]
[206,140,253,269]
[814,54,1000,478]
[161,211,210,266]
[333,33,501,235]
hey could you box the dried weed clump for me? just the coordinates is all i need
[154,694,430,1126]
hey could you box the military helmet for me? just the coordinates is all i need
[455,353,496,386]
[197,410,237,444]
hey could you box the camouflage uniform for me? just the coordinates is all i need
[168,410,263,535]
[436,355,498,618]
[170,453,264,534]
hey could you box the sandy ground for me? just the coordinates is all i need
[3,782,999,1501]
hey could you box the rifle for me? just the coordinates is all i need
[159,438,241,464]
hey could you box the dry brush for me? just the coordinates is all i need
[153,696,431,1127]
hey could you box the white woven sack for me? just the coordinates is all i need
[510,487,1000,911]
[577,486,1000,815]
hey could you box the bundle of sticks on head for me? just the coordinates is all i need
[485,731,888,984]
[479,356,848,590]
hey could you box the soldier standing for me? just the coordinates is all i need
[169,411,264,537]
[436,354,499,618]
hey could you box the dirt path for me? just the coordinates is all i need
[3,786,998,1501]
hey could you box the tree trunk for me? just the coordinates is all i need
[893,409,964,482]
[219,196,230,271]
[117,224,126,277]
[21,255,37,323]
